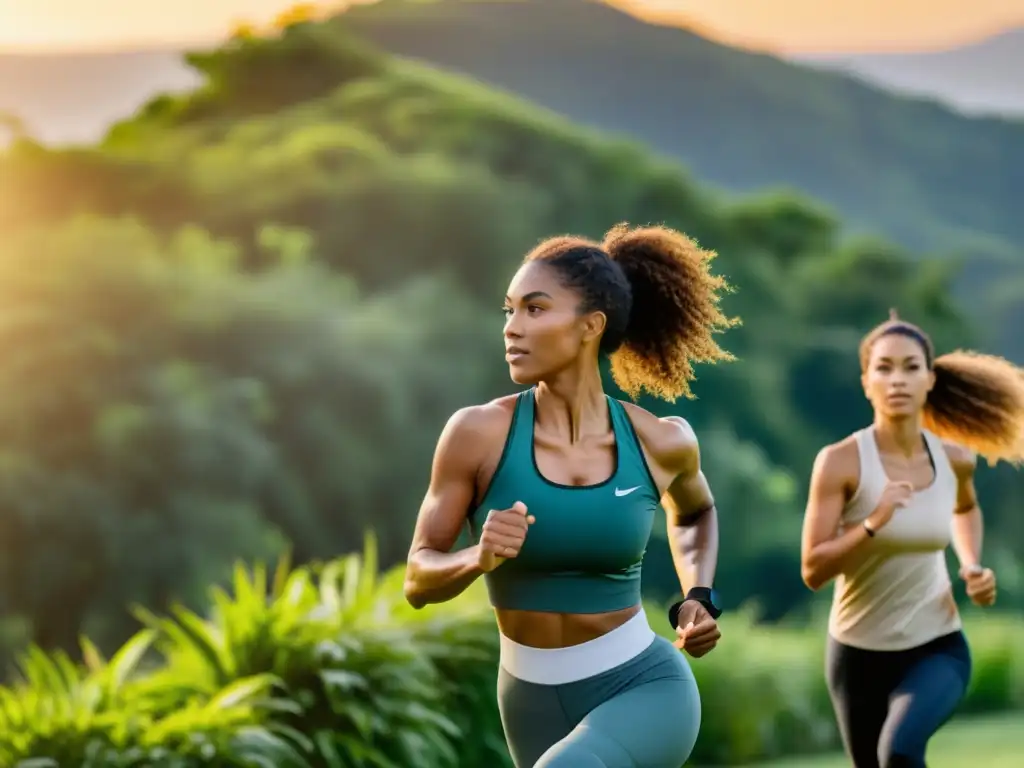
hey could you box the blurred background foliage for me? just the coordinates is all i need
[0,0,1021,764]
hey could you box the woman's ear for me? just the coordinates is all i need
[580,310,607,345]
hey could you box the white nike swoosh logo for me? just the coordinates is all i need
[615,486,641,497]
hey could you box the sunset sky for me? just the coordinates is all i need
[0,0,1020,54]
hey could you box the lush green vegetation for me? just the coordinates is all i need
[751,712,1023,768]
[0,6,1021,764]
[343,0,1024,254]
[1,540,1020,766]
[0,539,505,767]
[342,0,1024,358]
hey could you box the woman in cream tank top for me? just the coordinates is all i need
[800,310,1024,768]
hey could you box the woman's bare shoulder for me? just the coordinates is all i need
[812,434,861,492]
[438,394,519,456]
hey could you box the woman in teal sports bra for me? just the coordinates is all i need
[404,222,740,767]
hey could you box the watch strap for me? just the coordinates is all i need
[668,587,722,627]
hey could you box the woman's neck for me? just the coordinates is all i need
[872,413,923,458]
[535,364,607,444]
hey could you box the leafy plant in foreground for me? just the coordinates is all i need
[135,532,500,767]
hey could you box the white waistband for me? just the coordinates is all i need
[499,607,656,685]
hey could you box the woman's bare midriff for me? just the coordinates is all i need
[495,604,642,649]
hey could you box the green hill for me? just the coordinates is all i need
[341,0,1023,256]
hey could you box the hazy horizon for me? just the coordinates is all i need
[0,0,1021,55]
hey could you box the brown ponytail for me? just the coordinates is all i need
[524,222,740,402]
[602,223,739,401]
[926,351,1024,465]
[861,312,1024,465]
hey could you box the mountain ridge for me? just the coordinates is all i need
[791,27,1024,117]
[337,0,1024,253]
[2,0,1021,259]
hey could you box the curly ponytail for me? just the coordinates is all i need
[926,351,1024,465]
[860,311,1024,465]
[602,223,739,401]
[525,222,739,402]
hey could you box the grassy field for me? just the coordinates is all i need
[749,711,1021,767]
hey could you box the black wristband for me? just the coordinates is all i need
[863,520,876,537]
[668,587,723,628]
[668,600,685,630]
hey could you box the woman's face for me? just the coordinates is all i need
[502,261,604,385]
[862,333,934,418]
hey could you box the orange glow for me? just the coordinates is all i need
[0,0,1020,53]
[619,0,1023,53]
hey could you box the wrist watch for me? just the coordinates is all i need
[668,586,723,628]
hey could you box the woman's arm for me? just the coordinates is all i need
[948,445,983,570]
[403,407,490,609]
[947,444,997,605]
[800,442,889,591]
[658,418,718,596]
[647,416,721,656]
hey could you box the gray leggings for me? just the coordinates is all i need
[826,631,972,768]
[497,636,701,767]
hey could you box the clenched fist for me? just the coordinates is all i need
[478,501,534,572]
[672,601,721,659]
[866,480,914,531]
[961,564,997,607]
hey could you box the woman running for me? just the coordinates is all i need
[801,310,1024,768]
[404,223,738,767]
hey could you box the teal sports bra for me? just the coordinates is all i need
[467,388,661,614]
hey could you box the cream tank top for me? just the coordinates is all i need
[828,427,962,651]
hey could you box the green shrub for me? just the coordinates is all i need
[958,611,1024,714]
[0,533,505,767]
[0,537,1020,766]
[0,635,302,766]
[132,533,505,768]
[647,602,1024,764]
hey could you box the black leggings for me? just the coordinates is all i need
[826,631,971,768]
